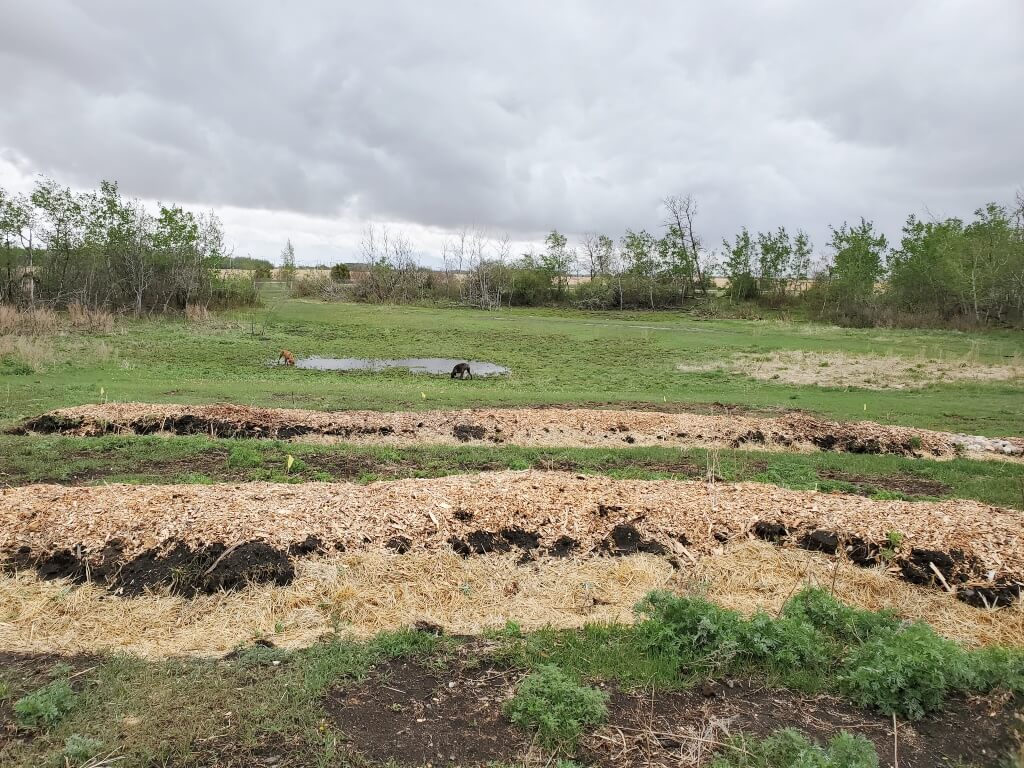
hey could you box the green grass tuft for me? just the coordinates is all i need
[227,444,263,469]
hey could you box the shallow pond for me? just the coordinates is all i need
[286,357,509,376]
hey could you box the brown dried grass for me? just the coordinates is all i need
[0,334,55,371]
[696,541,1023,647]
[0,543,1018,658]
[680,350,1024,391]
[0,305,59,335]
[68,302,115,333]
[184,303,210,323]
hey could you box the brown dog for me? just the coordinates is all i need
[279,349,296,366]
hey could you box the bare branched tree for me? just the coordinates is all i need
[663,194,707,295]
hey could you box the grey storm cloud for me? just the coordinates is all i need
[1,0,1022,249]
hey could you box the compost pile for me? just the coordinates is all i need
[2,471,1020,605]
[13,402,1013,458]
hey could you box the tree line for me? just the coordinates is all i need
[3,175,1020,327]
[0,178,257,313]
[340,191,1024,327]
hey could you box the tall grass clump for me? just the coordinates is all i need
[0,305,59,335]
[67,302,114,332]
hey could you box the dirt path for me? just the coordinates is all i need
[12,402,1024,459]
[2,471,1021,604]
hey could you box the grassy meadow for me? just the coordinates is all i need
[1,287,1023,434]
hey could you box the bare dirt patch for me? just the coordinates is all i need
[583,681,1020,768]
[2,471,1021,607]
[325,650,1021,768]
[17,401,1020,458]
[0,651,97,753]
[327,654,528,766]
[680,350,1024,391]
[818,469,952,497]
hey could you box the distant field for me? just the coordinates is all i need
[1,288,1022,435]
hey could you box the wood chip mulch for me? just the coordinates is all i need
[1,471,1020,586]
[17,402,1019,458]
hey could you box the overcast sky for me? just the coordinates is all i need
[1,1,1022,266]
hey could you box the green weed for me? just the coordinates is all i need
[711,728,878,768]
[504,665,608,752]
[62,734,104,764]
[14,678,78,728]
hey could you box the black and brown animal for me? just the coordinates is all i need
[451,362,472,380]
[278,349,296,366]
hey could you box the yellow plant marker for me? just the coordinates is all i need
[286,454,295,473]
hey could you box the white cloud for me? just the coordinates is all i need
[1,0,1021,264]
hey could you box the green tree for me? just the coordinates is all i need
[541,229,575,298]
[887,215,964,317]
[582,233,614,278]
[330,263,351,282]
[756,226,792,300]
[790,229,813,284]
[621,229,659,308]
[826,218,887,306]
[723,228,757,301]
[278,239,297,285]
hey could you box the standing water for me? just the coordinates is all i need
[284,357,510,376]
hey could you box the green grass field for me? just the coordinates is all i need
[3,434,1022,509]
[3,297,1024,765]
[2,291,1023,435]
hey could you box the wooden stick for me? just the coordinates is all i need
[892,712,899,768]
[928,561,954,593]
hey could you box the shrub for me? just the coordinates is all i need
[13,678,78,728]
[330,263,351,282]
[504,665,608,751]
[711,728,878,768]
[209,276,260,309]
[963,646,1024,695]
[838,622,972,719]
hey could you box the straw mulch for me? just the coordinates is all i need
[1,542,1018,658]
[19,401,1020,459]
[2,471,1021,584]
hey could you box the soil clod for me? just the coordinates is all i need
[752,521,788,542]
[801,529,840,555]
